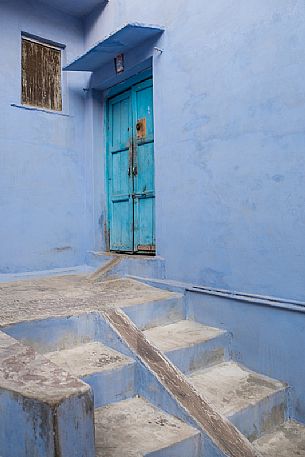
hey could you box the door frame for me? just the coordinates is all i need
[104,67,154,254]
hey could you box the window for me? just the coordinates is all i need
[21,37,62,111]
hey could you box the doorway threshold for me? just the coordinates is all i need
[86,251,165,281]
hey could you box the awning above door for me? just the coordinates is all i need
[63,23,164,72]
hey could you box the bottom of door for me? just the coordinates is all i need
[110,247,156,256]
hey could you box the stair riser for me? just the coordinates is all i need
[4,313,135,359]
[145,433,201,457]
[83,363,136,408]
[165,333,231,374]
[228,388,289,441]
[122,297,185,331]
[2,313,99,354]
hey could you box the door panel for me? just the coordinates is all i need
[134,82,154,141]
[133,79,155,252]
[108,91,133,251]
[111,96,130,151]
[134,196,155,250]
[107,75,155,253]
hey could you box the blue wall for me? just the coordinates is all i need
[83,0,305,302]
[2,1,305,303]
[0,0,88,273]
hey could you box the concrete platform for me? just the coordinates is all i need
[94,397,201,457]
[46,342,136,407]
[144,319,229,373]
[0,276,176,326]
[253,421,305,456]
[0,331,89,402]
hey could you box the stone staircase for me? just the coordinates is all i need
[44,336,201,456]
[41,292,305,456]
[134,306,305,457]
[1,278,305,456]
[137,312,305,456]
[143,318,288,439]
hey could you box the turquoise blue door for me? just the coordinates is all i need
[107,76,155,253]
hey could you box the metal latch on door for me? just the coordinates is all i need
[132,192,154,199]
[128,192,154,199]
[128,140,137,177]
[128,166,137,176]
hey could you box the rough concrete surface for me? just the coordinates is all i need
[45,341,134,377]
[94,397,200,457]
[189,361,286,417]
[0,330,89,403]
[144,319,225,352]
[0,276,175,326]
[253,420,305,456]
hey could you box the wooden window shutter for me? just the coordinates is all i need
[21,38,62,111]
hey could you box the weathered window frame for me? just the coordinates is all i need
[21,36,63,112]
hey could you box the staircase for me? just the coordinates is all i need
[3,279,305,456]
[138,309,305,456]
[44,338,201,456]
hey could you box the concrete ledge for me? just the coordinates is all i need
[0,331,95,457]
[0,277,174,328]
[127,276,305,314]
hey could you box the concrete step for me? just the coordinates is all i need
[143,319,230,373]
[45,341,135,408]
[188,361,288,441]
[0,331,95,457]
[94,396,201,457]
[121,294,185,330]
[253,420,305,457]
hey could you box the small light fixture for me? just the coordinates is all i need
[114,53,124,74]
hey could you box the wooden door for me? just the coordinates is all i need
[107,76,155,253]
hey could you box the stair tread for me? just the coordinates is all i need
[253,421,305,457]
[143,319,225,352]
[188,361,286,417]
[45,342,134,378]
[95,397,199,457]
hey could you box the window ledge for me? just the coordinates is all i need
[10,103,71,117]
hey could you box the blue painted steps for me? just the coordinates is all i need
[45,341,136,408]
[141,315,289,442]
[144,319,231,374]
[121,294,185,331]
[45,338,202,457]
[188,361,288,441]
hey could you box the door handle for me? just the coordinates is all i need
[128,141,133,177]
[132,166,138,176]
[132,192,154,199]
